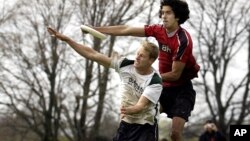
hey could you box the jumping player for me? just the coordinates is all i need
[92,0,200,141]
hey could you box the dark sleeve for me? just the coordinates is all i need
[149,73,162,85]
[173,29,192,63]
[120,58,134,68]
[216,132,227,141]
[199,133,205,141]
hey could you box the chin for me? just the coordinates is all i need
[163,23,168,27]
[133,63,140,68]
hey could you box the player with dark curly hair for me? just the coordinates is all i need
[93,0,200,141]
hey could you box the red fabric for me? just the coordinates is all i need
[145,24,200,87]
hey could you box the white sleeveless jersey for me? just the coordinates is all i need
[110,57,162,125]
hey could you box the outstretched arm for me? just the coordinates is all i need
[94,25,145,37]
[47,27,112,67]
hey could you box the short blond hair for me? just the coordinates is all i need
[141,40,159,61]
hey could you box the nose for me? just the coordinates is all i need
[135,56,139,61]
[135,54,141,61]
[162,12,167,18]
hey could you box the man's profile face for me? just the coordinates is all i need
[134,46,151,69]
[161,6,179,31]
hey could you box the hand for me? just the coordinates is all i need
[120,106,127,119]
[120,105,127,114]
[210,123,218,131]
[47,27,69,41]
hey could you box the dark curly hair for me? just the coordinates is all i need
[159,0,190,24]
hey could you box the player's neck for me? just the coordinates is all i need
[135,67,153,75]
[166,24,179,33]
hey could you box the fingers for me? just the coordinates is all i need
[47,27,53,33]
[120,106,126,114]
[47,27,57,36]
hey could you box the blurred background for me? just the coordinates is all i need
[0,0,250,141]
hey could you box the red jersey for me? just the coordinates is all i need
[145,24,200,87]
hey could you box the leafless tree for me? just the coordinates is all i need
[0,0,158,141]
[0,0,20,58]
[0,0,19,26]
[0,0,74,141]
[189,0,250,137]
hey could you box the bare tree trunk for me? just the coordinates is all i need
[0,0,74,140]
[189,0,250,137]
[74,0,153,140]
[0,0,158,141]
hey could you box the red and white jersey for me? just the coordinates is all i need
[145,24,200,87]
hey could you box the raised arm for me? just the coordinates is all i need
[47,27,112,67]
[94,25,145,37]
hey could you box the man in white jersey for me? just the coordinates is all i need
[47,27,162,141]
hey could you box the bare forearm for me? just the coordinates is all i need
[121,104,145,115]
[121,96,149,115]
[94,25,126,35]
[126,104,145,114]
[94,25,145,36]
[65,37,95,60]
[47,27,111,66]
[161,72,180,82]
[161,61,185,81]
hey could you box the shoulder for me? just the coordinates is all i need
[177,27,192,40]
[176,27,192,46]
[120,58,134,68]
[145,24,166,37]
[110,57,134,71]
[145,24,165,31]
[149,72,162,85]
